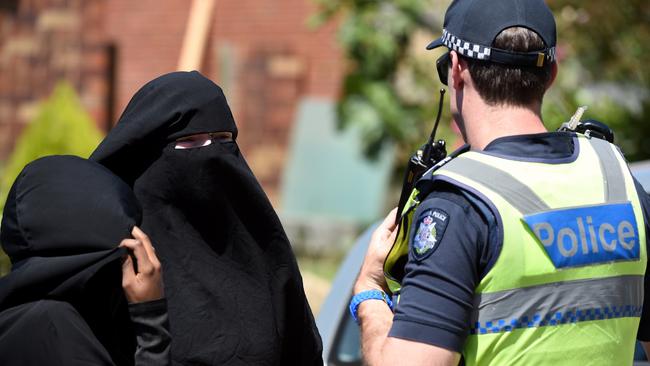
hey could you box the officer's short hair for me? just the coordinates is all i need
[463,27,554,107]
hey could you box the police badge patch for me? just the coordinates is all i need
[412,209,449,260]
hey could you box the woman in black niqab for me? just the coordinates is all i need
[90,71,322,365]
[0,156,142,365]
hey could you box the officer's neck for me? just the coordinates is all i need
[458,91,547,151]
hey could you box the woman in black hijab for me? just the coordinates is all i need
[90,71,322,365]
[0,155,171,365]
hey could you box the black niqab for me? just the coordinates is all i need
[0,155,142,365]
[91,71,322,365]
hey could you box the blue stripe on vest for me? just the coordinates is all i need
[470,305,643,335]
[523,202,640,268]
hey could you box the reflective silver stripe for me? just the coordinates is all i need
[589,138,628,202]
[443,157,549,214]
[470,275,644,334]
[443,140,630,214]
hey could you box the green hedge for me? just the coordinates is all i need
[0,82,103,275]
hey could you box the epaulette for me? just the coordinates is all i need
[414,143,471,201]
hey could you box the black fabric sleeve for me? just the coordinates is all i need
[388,188,495,352]
[633,179,650,342]
[128,298,172,366]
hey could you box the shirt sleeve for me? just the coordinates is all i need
[129,298,172,366]
[633,178,650,342]
[388,185,496,352]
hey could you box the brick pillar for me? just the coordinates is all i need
[237,48,304,204]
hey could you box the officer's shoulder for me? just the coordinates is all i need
[419,181,476,212]
[420,179,497,224]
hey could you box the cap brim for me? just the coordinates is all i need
[426,38,444,50]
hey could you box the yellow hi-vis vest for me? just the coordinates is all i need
[384,135,646,365]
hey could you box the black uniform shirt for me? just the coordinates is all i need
[388,132,650,352]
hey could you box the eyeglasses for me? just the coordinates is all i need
[436,52,450,86]
[174,131,234,150]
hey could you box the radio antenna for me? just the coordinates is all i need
[423,89,446,162]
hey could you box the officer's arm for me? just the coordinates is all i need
[357,298,460,366]
[355,209,460,366]
[635,180,650,357]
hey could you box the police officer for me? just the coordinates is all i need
[349,0,650,364]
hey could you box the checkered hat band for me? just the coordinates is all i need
[441,29,491,60]
[441,29,555,63]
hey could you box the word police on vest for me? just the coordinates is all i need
[523,202,640,268]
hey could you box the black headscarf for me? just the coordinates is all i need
[0,155,142,365]
[90,71,322,366]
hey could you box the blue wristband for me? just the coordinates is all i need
[349,289,394,324]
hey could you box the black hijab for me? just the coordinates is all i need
[90,71,322,365]
[0,155,142,365]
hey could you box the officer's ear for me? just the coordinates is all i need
[449,51,468,91]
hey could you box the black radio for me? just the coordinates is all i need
[395,89,448,224]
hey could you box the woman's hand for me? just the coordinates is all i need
[120,226,164,303]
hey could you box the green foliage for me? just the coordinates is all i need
[313,0,650,163]
[550,0,650,84]
[544,77,650,160]
[0,81,103,275]
[311,0,455,164]
[547,0,650,161]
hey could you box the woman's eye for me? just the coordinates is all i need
[173,132,234,150]
[213,133,233,143]
[174,134,213,150]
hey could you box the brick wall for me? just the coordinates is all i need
[0,0,344,205]
[207,0,344,203]
[104,0,189,118]
[0,0,112,159]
